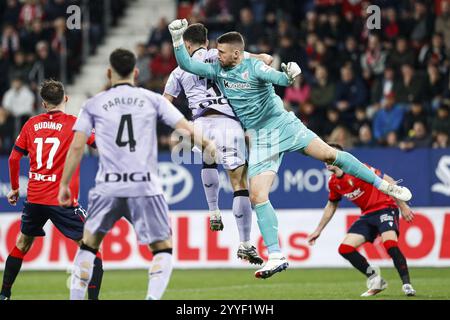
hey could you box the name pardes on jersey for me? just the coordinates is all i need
[73,84,184,197]
[164,48,236,119]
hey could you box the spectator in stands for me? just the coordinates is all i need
[310,64,335,111]
[51,17,82,82]
[9,51,31,83]
[360,33,387,80]
[278,34,307,73]
[1,76,35,130]
[431,104,450,137]
[408,0,434,48]
[323,10,347,49]
[435,0,450,56]
[147,17,171,56]
[150,41,177,90]
[418,33,448,73]
[399,121,432,150]
[433,130,449,148]
[29,41,60,88]
[309,39,334,73]
[1,24,20,61]
[0,50,10,97]
[394,63,426,105]
[403,100,429,136]
[295,100,322,135]
[322,107,344,138]
[425,63,445,110]
[43,0,68,22]
[382,7,401,44]
[20,19,50,54]
[369,65,395,117]
[235,7,262,52]
[334,64,367,125]
[18,0,43,29]
[0,106,15,155]
[355,123,376,148]
[338,35,361,76]
[386,131,399,148]
[351,106,371,136]
[328,125,355,150]
[135,43,151,88]
[373,92,405,144]
[386,37,415,73]
[2,0,21,26]
[283,76,310,111]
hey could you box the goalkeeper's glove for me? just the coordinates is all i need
[281,62,302,84]
[168,19,188,48]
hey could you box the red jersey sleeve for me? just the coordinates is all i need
[14,121,29,155]
[328,179,342,202]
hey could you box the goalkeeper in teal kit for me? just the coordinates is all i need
[168,19,413,279]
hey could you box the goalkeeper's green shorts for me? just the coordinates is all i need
[247,112,317,178]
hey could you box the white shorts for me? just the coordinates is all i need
[85,191,171,244]
[194,115,247,170]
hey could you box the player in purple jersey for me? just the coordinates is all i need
[58,48,216,300]
[164,23,270,265]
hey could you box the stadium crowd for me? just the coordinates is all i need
[1,0,450,154]
[0,0,129,155]
[142,0,450,150]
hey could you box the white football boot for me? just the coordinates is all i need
[254,252,289,279]
[378,180,412,202]
[361,267,388,297]
[402,284,416,297]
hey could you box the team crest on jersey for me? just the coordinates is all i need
[241,71,249,80]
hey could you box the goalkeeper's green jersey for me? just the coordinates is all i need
[174,44,291,130]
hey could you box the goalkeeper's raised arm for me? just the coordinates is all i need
[169,19,218,80]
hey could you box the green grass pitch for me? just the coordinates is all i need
[2,267,450,300]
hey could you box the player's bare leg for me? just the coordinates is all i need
[70,230,105,300]
[228,165,263,265]
[146,239,173,300]
[381,231,416,296]
[250,172,288,278]
[0,233,34,300]
[338,233,387,297]
[304,137,412,201]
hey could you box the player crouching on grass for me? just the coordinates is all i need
[0,80,103,300]
[307,143,416,297]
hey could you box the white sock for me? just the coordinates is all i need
[146,252,173,300]
[233,193,252,242]
[201,168,220,211]
[70,249,96,300]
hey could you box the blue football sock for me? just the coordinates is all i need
[333,150,383,187]
[254,201,280,254]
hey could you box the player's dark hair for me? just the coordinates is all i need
[39,79,65,106]
[328,143,344,151]
[217,32,245,49]
[183,23,208,45]
[109,48,136,78]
